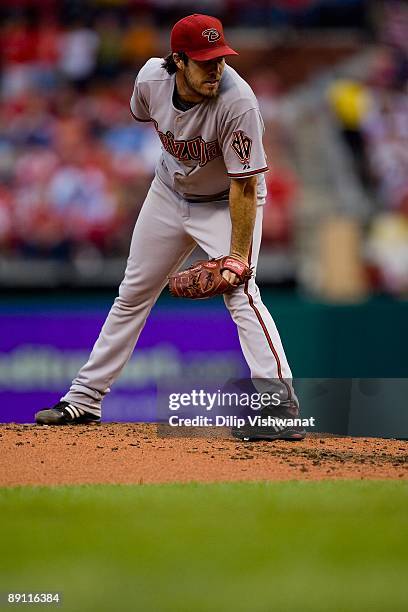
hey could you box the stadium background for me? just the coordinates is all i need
[1,4,407,612]
[0,0,407,432]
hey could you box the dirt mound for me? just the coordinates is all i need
[1,423,407,486]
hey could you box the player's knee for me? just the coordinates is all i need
[223,285,246,310]
[117,279,154,308]
[224,281,259,312]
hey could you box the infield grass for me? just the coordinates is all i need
[0,480,407,612]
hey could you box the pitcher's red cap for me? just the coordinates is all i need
[171,14,238,61]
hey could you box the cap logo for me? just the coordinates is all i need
[202,28,221,43]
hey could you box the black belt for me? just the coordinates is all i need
[184,189,230,204]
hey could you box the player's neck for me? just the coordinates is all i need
[175,72,204,104]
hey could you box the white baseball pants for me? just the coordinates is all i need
[62,174,294,416]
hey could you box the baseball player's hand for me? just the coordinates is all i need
[168,255,252,299]
[222,254,249,286]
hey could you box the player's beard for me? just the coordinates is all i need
[184,67,220,99]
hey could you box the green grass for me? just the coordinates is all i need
[0,481,407,612]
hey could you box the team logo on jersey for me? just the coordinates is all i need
[153,122,222,167]
[202,28,221,43]
[231,131,252,169]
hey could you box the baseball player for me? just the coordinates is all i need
[35,14,305,441]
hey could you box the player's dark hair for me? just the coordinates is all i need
[162,52,189,75]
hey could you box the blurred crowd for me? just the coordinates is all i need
[0,7,164,261]
[327,3,408,296]
[0,0,407,296]
[0,78,161,260]
[2,0,331,263]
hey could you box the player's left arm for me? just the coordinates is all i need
[222,176,257,285]
[221,107,268,285]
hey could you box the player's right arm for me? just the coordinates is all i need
[130,81,151,122]
[129,60,157,122]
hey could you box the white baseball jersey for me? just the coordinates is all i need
[130,58,268,202]
[62,58,297,419]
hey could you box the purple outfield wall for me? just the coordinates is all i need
[0,307,247,423]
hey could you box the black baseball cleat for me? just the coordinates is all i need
[35,401,101,426]
[231,405,306,441]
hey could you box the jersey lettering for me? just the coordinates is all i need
[173,139,190,161]
[231,130,252,169]
[154,123,222,167]
[186,138,201,160]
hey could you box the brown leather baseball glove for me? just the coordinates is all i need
[168,255,252,299]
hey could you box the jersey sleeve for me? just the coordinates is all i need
[221,108,268,178]
[130,79,151,122]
